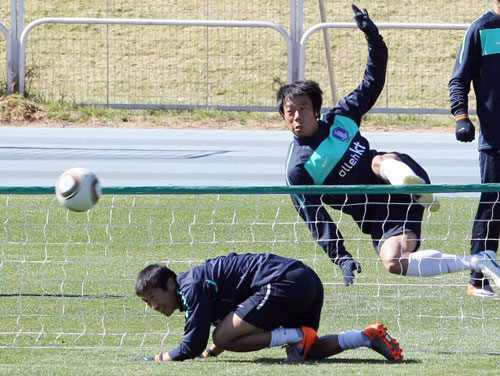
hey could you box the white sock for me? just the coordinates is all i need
[338,330,370,350]
[269,327,303,348]
[379,158,419,185]
[406,250,473,277]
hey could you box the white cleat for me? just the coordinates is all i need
[471,251,500,290]
[403,175,440,212]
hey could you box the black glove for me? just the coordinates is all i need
[455,116,475,142]
[339,258,362,286]
[352,4,379,37]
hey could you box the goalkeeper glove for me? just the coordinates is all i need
[455,115,475,142]
[339,258,362,286]
[352,4,379,38]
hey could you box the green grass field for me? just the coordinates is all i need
[1,192,499,375]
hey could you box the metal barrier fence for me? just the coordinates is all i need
[0,22,12,93]
[0,0,494,114]
[18,18,293,108]
[299,22,474,115]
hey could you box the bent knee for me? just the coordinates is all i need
[371,153,401,176]
[381,257,406,275]
[212,329,229,349]
[371,155,383,174]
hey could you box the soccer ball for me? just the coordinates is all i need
[55,168,101,212]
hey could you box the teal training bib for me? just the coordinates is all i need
[480,28,500,56]
[304,115,359,185]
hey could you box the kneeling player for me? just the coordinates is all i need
[136,252,403,362]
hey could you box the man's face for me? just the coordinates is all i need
[140,280,178,317]
[283,95,319,138]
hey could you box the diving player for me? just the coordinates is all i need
[280,4,500,287]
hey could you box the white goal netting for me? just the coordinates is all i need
[1,186,499,354]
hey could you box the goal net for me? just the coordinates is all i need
[1,184,499,354]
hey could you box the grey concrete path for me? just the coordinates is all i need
[0,127,479,187]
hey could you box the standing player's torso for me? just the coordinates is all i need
[474,11,500,94]
[473,11,500,147]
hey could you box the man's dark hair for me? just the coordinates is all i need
[135,263,177,296]
[276,80,323,118]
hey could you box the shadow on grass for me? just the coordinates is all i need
[220,357,421,365]
[410,349,500,357]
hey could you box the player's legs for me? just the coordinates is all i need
[372,152,439,211]
[306,334,342,358]
[371,152,410,182]
[377,230,497,278]
[307,323,403,361]
[213,263,322,353]
[370,192,425,275]
[468,150,500,295]
[212,312,270,352]
[378,232,418,275]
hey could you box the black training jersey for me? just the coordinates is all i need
[449,10,500,150]
[167,252,300,361]
[285,32,388,263]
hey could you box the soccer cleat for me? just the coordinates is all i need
[403,175,440,212]
[466,283,498,298]
[285,326,318,363]
[364,322,403,361]
[471,251,500,290]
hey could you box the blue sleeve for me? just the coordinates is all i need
[449,22,481,116]
[324,32,388,125]
[290,191,352,265]
[168,283,212,361]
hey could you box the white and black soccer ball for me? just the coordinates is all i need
[55,167,101,212]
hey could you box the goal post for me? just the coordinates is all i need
[1,184,500,353]
[317,0,338,104]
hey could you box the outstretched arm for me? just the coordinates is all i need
[291,193,361,285]
[330,4,388,124]
[143,283,214,362]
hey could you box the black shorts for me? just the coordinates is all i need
[369,151,430,253]
[235,263,324,331]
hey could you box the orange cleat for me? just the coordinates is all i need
[285,326,318,363]
[467,283,498,298]
[364,322,403,361]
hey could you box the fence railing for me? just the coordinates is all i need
[18,17,293,97]
[299,21,473,115]
[0,21,12,93]
[1,0,477,115]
